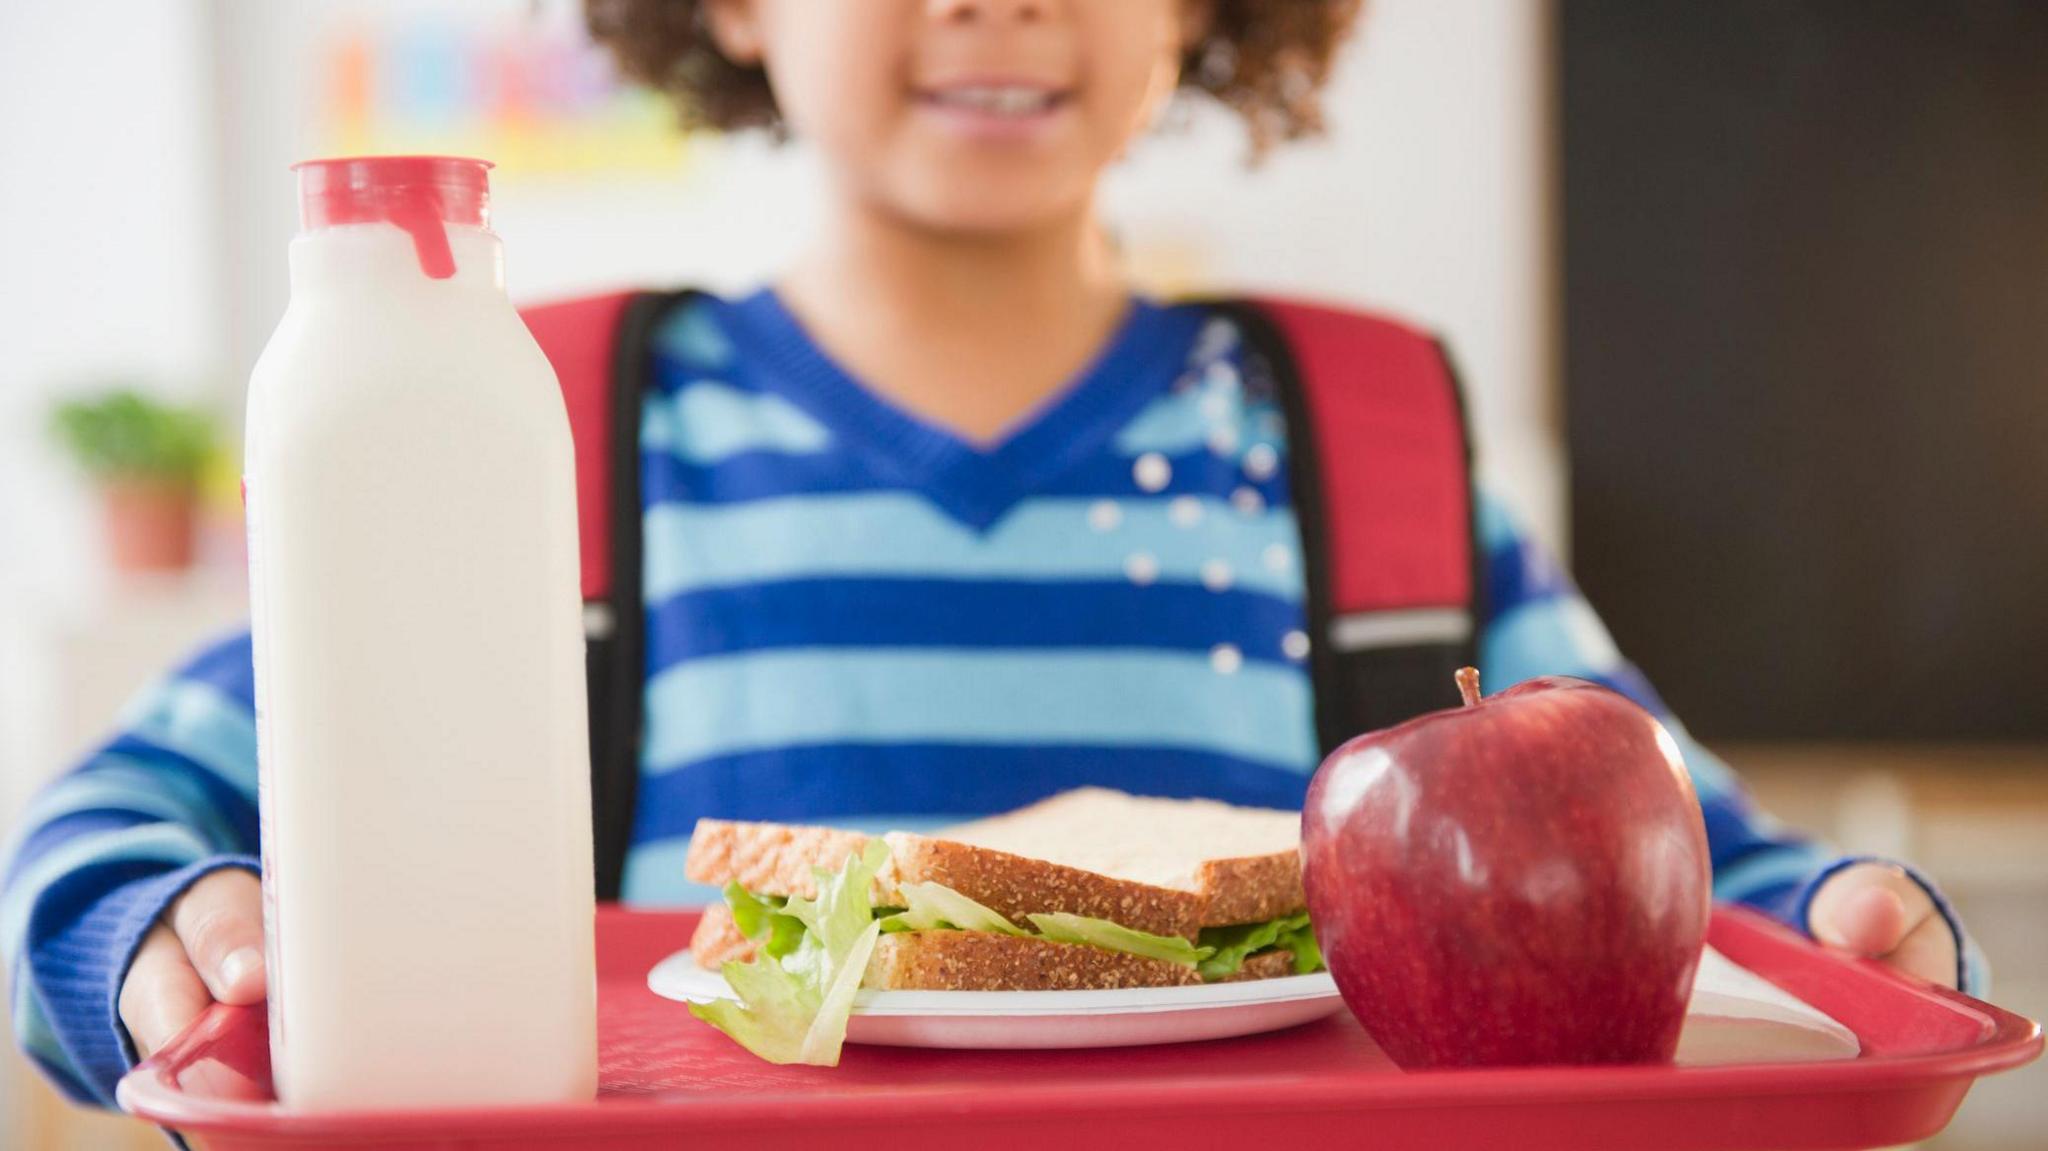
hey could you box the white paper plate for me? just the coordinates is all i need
[1677,946,1860,1064]
[648,950,1346,1049]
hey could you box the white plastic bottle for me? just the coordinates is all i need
[244,156,596,1109]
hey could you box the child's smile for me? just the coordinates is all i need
[911,78,1077,143]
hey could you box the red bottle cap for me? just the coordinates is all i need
[292,155,493,280]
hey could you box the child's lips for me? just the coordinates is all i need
[911,84,1076,141]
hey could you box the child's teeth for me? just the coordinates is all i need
[939,87,1051,116]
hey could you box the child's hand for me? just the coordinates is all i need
[1806,862,1958,987]
[119,869,266,1059]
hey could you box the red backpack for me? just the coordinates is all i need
[520,291,1480,898]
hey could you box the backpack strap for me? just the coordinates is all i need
[1207,297,1483,752]
[520,289,697,900]
[521,293,637,604]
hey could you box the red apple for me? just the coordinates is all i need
[1302,668,1711,1068]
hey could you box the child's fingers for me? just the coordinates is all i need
[1882,907,1961,987]
[1822,883,1910,956]
[166,868,267,1006]
[119,923,213,1060]
[1807,862,1959,986]
[1809,862,1925,954]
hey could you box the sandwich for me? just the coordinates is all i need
[682,788,1321,1064]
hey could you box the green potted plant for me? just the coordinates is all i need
[49,389,220,574]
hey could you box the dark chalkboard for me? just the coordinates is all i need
[1561,1,2048,739]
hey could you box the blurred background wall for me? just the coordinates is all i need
[0,1,2040,1148]
[1563,1,2048,741]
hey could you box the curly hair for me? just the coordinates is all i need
[584,1,1366,157]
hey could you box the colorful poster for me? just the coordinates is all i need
[320,15,696,177]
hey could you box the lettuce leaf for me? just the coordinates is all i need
[689,840,890,1065]
[1275,919,1322,974]
[800,919,880,1063]
[723,882,806,958]
[1025,912,1215,967]
[781,840,885,969]
[1196,912,1322,980]
[694,944,815,1061]
[724,882,778,936]
[881,881,1028,936]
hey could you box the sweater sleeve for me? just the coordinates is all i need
[1,630,263,1107]
[1473,493,1986,994]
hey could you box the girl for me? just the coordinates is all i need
[4,0,1977,1107]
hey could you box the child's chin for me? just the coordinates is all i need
[885,175,1092,236]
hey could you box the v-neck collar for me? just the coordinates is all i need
[721,288,1203,530]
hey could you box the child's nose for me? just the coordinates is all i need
[927,0,1049,27]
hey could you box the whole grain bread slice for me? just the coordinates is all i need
[938,788,1307,927]
[681,820,882,902]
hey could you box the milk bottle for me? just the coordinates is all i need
[244,156,597,1108]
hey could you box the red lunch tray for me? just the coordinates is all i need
[118,905,2041,1151]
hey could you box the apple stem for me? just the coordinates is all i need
[1455,666,1483,707]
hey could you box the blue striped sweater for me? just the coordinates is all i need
[3,291,1981,1105]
